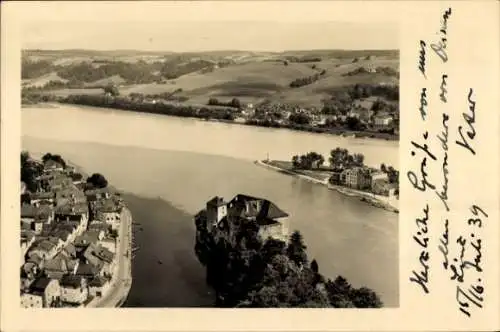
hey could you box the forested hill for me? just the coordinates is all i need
[194,212,383,308]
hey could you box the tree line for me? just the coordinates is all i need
[291,148,365,171]
[208,97,242,109]
[61,94,236,121]
[321,83,399,116]
[291,152,325,169]
[343,66,399,78]
[289,70,327,88]
[194,215,383,308]
[22,58,215,86]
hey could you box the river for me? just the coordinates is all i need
[22,104,399,307]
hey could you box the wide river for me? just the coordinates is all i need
[22,105,399,307]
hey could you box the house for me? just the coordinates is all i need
[81,243,112,276]
[43,159,64,173]
[44,254,79,279]
[372,180,398,197]
[47,174,73,191]
[27,239,59,260]
[50,221,79,244]
[88,221,110,235]
[29,277,61,307]
[22,261,40,280]
[74,230,102,248]
[369,171,389,191]
[20,277,34,293]
[26,252,44,271]
[84,187,114,202]
[328,169,344,185]
[90,246,115,276]
[93,199,122,229]
[88,276,111,298]
[60,243,77,260]
[20,293,43,308]
[203,194,290,242]
[21,231,36,264]
[373,113,393,127]
[75,262,102,279]
[349,107,373,123]
[55,185,87,207]
[55,202,89,231]
[99,237,117,254]
[60,275,88,305]
[31,219,44,235]
[341,167,371,190]
[29,191,56,205]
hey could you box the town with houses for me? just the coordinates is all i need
[20,155,131,308]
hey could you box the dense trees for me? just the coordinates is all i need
[21,151,43,193]
[22,58,214,86]
[103,84,120,97]
[288,113,311,125]
[42,153,67,168]
[87,173,108,189]
[291,152,325,170]
[61,94,236,122]
[289,71,325,88]
[21,60,55,79]
[329,148,365,169]
[208,97,241,109]
[194,214,384,308]
[380,164,399,185]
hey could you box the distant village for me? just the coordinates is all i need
[20,153,128,308]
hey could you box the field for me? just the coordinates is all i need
[22,49,399,108]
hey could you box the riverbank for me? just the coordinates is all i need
[255,160,399,213]
[22,101,398,142]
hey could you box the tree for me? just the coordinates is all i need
[103,84,120,97]
[230,98,241,109]
[287,231,308,267]
[310,259,319,274]
[380,163,387,173]
[353,153,365,167]
[349,287,383,308]
[21,151,30,166]
[87,173,108,189]
[42,153,66,168]
[288,113,310,125]
[329,148,349,169]
[208,97,219,106]
[291,155,300,168]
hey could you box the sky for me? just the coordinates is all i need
[18,2,399,52]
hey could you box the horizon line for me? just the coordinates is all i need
[22,48,400,53]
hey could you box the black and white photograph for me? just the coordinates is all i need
[18,3,401,309]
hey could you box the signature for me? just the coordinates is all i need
[456,88,477,155]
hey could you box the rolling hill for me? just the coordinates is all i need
[22,49,399,107]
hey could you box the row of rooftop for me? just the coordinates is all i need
[20,156,125,307]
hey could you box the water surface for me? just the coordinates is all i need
[22,105,399,307]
